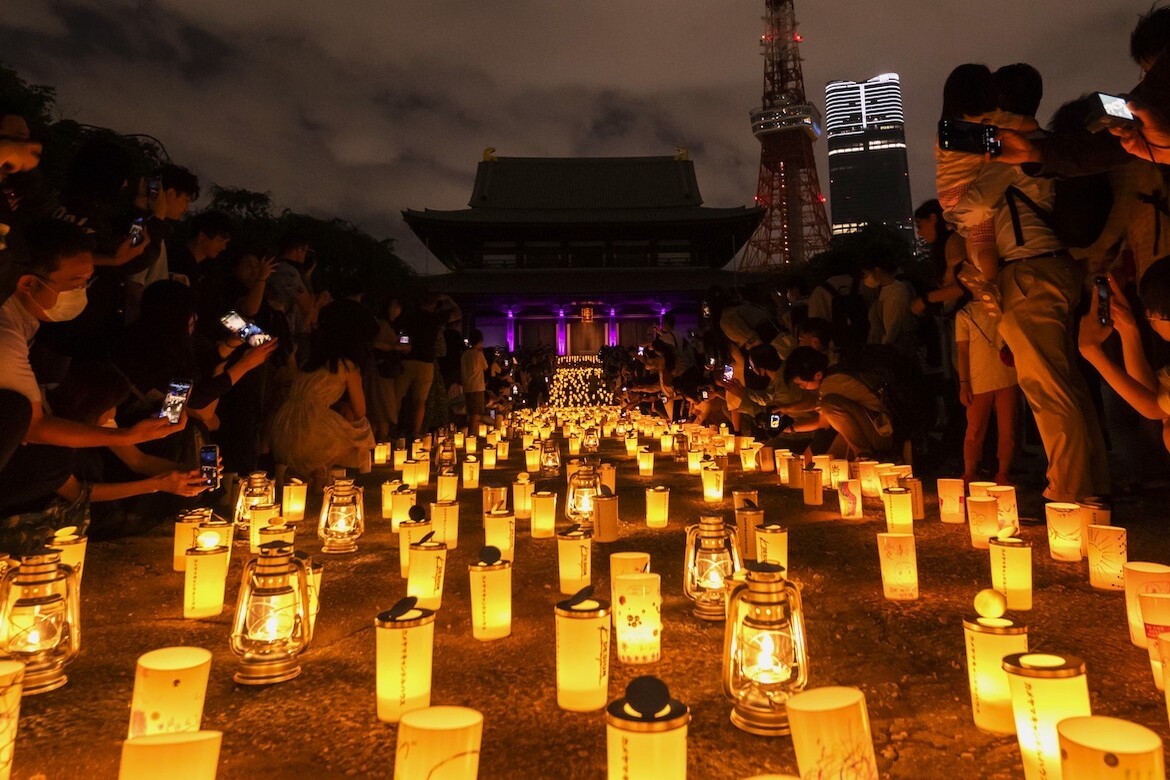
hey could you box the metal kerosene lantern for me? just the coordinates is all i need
[229,541,313,684]
[540,438,562,478]
[721,562,809,736]
[683,515,743,621]
[234,471,275,537]
[567,460,602,530]
[318,478,364,554]
[0,548,81,694]
[582,427,601,455]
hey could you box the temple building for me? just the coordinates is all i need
[404,151,763,353]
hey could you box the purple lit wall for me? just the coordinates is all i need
[506,310,516,353]
[607,308,618,347]
[556,310,567,356]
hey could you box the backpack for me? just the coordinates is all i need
[1005,179,1112,251]
[831,344,932,443]
[818,277,869,357]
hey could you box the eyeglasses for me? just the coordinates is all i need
[35,273,96,292]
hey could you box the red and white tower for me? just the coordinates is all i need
[738,0,831,271]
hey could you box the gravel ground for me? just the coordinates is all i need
[13,437,1170,779]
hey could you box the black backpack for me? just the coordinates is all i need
[1005,179,1112,250]
[831,344,932,443]
[818,276,869,357]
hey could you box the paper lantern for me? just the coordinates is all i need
[119,731,222,780]
[599,463,617,495]
[968,481,996,498]
[625,435,639,459]
[606,677,688,780]
[374,598,437,722]
[229,542,312,685]
[462,456,480,489]
[481,485,508,518]
[566,458,581,486]
[989,537,1032,610]
[0,661,21,778]
[838,479,864,520]
[732,490,759,511]
[281,479,307,523]
[658,433,673,454]
[786,687,877,778]
[883,488,913,534]
[496,439,510,460]
[485,429,499,447]
[735,507,764,562]
[245,502,277,554]
[381,481,396,521]
[738,445,759,472]
[613,573,662,664]
[962,615,1028,734]
[183,532,229,620]
[593,495,619,543]
[482,444,498,470]
[986,485,1018,534]
[646,486,670,529]
[937,478,966,524]
[128,647,212,738]
[513,474,534,520]
[50,528,87,587]
[755,524,788,573]
[1124,562,1170,647]
[802,467,823,506]
[1138,591,1170,691]
[684,515,742,620]
[776,452,792,485]
[394,706,483,780]
[1004,653,1091,780]
[402,458,421,488]
[1058,716,1164,780]
[1086,524,1126,591]
[1077,499,1111,557]
[437,472,458,503]
[721,562,809,736]
[483,509,516,559]
[373,442,391,466]
[702,465,725,504]
[426,500,458,550]
[967,496,999,549]
[414,455,431,486]
[393,446,408,470]
[398,512,432,578]
[0,550,80,694]
[638,448,655,477]
[317,479,363,554]
[901,477,925,520]
[858,461,882,498]
[469,553,512,641]
[555,591,612,711]
[531,491,558,539]
[407,538,448,610]
[786,458,804,491]
[390,485,417,534]
[172,512,205,572]
[1045,502,1082,562]
[465,436,478,456]
[610,552,651,599]
[557,527,593,595]
[875,533,918,601]
[1160,632,1170,723]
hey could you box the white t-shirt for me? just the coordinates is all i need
[955,303,1017,395]
[0,296,42,404]
[461,348,487,393]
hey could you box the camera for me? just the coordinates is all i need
[1086,93,1138,133]
[937,119,1002,156]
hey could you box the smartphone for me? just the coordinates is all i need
[128,216,146,247]
[701,301,711,318]
[147,177,162,198]
[706,356,717,368]
[511,385,519,396]
[220,310,272,346]
[937,119,1002,156]
[159,379,192,424]
[637,346,644,356]
[1087,93,1138,133]
[489,409,496,420]
[723,364,734,382]
[769,414,781,430]
[1094,275,1112,326]
[199,444,219,489]
[399,334,411,345]
[463,338,470,347]
[701,389,709,400]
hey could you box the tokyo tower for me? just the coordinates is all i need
[738,0,831,271]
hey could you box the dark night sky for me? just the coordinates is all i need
[1,1,1146,273]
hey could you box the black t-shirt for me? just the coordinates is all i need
[394,308,447,363]
[0,444,73,517]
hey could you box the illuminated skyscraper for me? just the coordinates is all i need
[824,73,914,242]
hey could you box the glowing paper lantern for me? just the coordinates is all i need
[183,532,229,619]
[0,550,80,694]
[513,474,534,520]
[1045,502,1082,561]
[557,526,593,594]
[462,456,480,490]
[496,439,510,460]
[119,731,222,780]
[393,446,407,470]
[738,445,759,472]
[128,647,212,738]
[555,589,612,711]
[859,461,882,498]
[381,481,397,521]
[613,573,662,664]
[228,542,312,685]
[469,550,512,641]
[776,452,793,485]
[1124,562,1170,647]
[1003,652,1091,780]
[967,496,999,550]
[687,449,703,475]
[481,485,508,518]
[646,486,670,529]
[1078,499,1111,557]
[1086,524,1126,591]
[173,512,204,572]
[610,552,651,599]
[429,500,460,550]
[963,614,1028,734]
[398,510,431,578]
[702,466,725,504]
[393,706,483,780]
[901,477,925,520]
[734,507,763,561]
[838,479,863,520]
[989,536,1032,610]
[625,435,639,459]
[802,467,823,506]
[875,532,918,601]
[407,537,448,610]
[390,485,416,534]
[402,459,421,489]
[437,471,458,503]
[882,487,913,534]
[1161,632,1170,723]
[1058,716,1164,780]
[50,529,87,586]
[531,491,557,539]
[638,448,655,477]
[415,455,431,486]
[786,458,804,491]
[755,524,788,572]
[375,598,436,722]
[968,481,996,498]
[987,485,1018,533]
[606,677,689,780]
[593,494,619,543]
[373,442,391,465]
[786,687,877,778]
[465,436,478,455]
[281,479,307,523]
[482,444,497,470]
[0,661,21,779]
[937,478,966,524]
[828,459,847,491]
[1138,591,1170,691]
[484,508,516,559]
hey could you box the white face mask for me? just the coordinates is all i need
[40,287,88,322]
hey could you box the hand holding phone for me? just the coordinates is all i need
[1087,93,1137,133]
[159,380,192,424]
[220,310,272,347]
[1094,275,1112,326]
[723,364,734,382]
[199,444,220,489]
[938,119,1002,156]
[128,216,146,247]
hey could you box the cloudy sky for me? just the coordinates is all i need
[1,1,1145,274]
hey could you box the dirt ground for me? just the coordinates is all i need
[13,435,1170,779]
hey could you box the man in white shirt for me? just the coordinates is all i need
[460,329,488,433]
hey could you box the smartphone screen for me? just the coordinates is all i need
[1098,93,1134,120]
[770,413,781,429]
[159,380,192,424]
[637,346,644,356]
[937,119,1002,156]
[220,311,270,346]
[1095,276,1112,326]
[723,364,734,382]
[199,445,219,488]
[129,217,146,247]
[399,335,411,345]
[701,390,709,400]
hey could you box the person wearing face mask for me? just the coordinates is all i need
[0,221,180,453]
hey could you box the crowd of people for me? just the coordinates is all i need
[5,6,1170,550]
